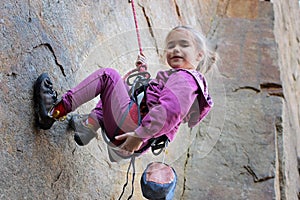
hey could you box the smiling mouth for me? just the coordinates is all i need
[171,56,183,59]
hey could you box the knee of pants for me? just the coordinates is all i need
[102,68,121,80]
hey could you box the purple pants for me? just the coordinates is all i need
[62,68,136,139]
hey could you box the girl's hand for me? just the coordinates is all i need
[115,132,143,156]
[135,53,147,68]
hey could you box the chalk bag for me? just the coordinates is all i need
[140,162,177,200]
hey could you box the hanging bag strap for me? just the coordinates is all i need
[118,156,136,200]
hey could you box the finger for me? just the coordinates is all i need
[117,148,132,157]
[136,55,147,65]
[115,133,128,140]
[139,57,146,63]
[118,143,134,154]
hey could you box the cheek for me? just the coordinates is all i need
[165,54,171,64]
[165,49,172,55]
[165,51,172,59]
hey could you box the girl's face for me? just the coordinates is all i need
[165,29,203,70]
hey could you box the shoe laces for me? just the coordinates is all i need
[45,78,58,102]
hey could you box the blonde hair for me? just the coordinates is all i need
[165,26,219,74]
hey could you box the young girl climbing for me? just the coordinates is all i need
[34,26,216,161]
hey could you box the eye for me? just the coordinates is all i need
[166,42,175,49]
[180,40,190,47]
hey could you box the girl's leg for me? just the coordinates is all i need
[87,79,129,128]
[62,68,131,137]
[89,100,104,129]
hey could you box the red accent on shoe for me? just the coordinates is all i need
[86,116,98,130]
[51,101,67,119]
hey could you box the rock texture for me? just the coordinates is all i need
[0,0,298,199]
[180,1,281,199]
[273,0,300,199]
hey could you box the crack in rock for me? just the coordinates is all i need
[33,43,66,77]
[173,0,182,22]
[233,86,260,93]
[180,147,191,199]
[260,83,283,97]
[233,83,284,97]
[244,165,275,183]
[138,3,159,55]
[51,169,63,190]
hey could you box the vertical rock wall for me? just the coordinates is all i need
[273,0,300,199]
[181,1,281,199]
[0,0,295,199]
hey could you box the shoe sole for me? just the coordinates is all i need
[33,73,56,130]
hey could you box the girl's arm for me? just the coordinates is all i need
[135,70,199,142]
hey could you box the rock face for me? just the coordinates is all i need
[182,1,281,199]
[0,0,298,199]
[273,0,300,199]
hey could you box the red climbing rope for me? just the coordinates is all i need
[129,0,143,55]
[123,0,150,82]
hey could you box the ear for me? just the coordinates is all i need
[196,51,204,61]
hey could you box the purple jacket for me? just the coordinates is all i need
[135,69,213,143]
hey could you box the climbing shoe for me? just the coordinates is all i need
[69,114,98,146]
[34,73,58,130]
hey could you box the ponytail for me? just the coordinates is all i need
[197,50,219,74]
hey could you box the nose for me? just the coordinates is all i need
[172,44,180,53]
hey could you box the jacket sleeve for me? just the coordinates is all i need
[134,70,199,142]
